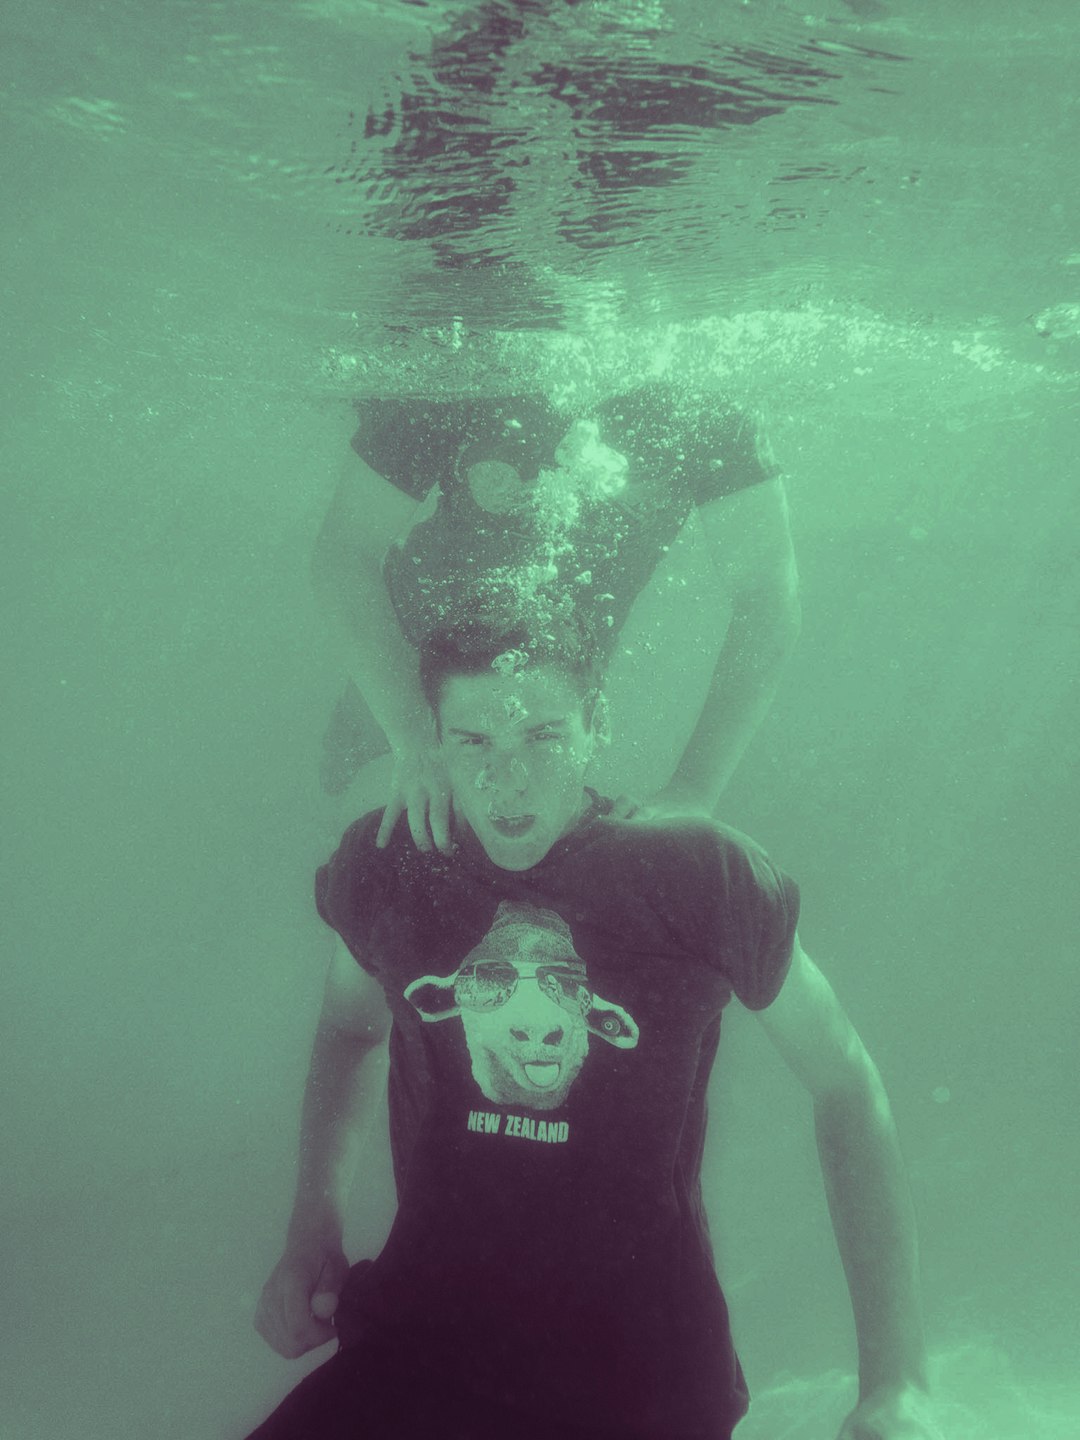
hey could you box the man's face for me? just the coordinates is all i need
[438,663,596,871]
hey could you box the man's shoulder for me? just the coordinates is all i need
[572,811,797,970]
[331,808,447,880]
[590,809,766,871]
[333,806,386,859]
[321,807,414,895]
[317,807,452,938]
[590,809,798,953]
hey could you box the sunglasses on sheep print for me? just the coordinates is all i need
[453,959,592,1019]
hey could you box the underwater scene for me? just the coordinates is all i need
[2,1,1078,1437]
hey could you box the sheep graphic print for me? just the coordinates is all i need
[404,900,640,1110]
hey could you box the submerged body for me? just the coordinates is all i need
[315,383,800,837]
[363,385,778,651]
[251,629,937,1440]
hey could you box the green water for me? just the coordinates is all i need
[2,2,1078,1437]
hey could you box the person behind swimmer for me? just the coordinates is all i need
[405,900,639,1110]
[247,613,941,1440]
[313,382,801,852]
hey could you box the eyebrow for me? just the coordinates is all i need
[445,716,573,739]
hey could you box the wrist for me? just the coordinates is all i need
[386,711,436,758]
[287,1193,346,1249]
[858,1365,929,1404]
[654,776,715,816]
[346,674,430,756]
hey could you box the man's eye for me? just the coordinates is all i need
[531,731,561,743]
[459,736,486,747]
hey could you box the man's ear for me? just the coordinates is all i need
[589,690,611,748]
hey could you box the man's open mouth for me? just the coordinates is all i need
[522,1060,561,1088]
[490,814,536,838]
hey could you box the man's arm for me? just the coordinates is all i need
[254,942,392,1359]
[312,453,425,749]
[312,455,451,850]
[755,937,938,1439]
[662,479,800,811]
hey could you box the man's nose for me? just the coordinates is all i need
[479,755,528,793]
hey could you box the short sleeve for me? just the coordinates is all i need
[350,395,565,499]
[314,809,395,975]
[350,399,461,501]
[691,824,799,1010]
[684,404,782,507]
[597,386,781,511]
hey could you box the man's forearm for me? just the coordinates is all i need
[289,1021,385,1243]
[312,541,429,753]
[668,593,800,808]
[815,1066,928,1399]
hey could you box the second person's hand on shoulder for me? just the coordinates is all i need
[376,736,454,854]
[610,785,714,825]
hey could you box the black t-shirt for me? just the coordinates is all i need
[315,794,799,1439]
[352,385,779,655]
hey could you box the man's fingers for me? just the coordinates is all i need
[376,796,404,849]
[309,1259,341,1321]
[405,786,432,852]
[428,785,453,854]
[272,1316,334,1359]
[277,1291,335,1358]
[291,1310,337,1353]
[255,1300,303,1359]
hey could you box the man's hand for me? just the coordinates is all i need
[610,786,713,823]
[838,1383,943,1440]
[254,1241,350,1359]
[376,740,452,853]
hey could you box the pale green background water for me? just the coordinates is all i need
[2,2,1078,1437]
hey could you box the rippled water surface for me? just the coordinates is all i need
[6,0,1079,402]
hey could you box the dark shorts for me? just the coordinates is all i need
[244,1263,739,1440]
[245,1336,737,1440]
[244,1353,736,1440]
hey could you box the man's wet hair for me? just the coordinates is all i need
[419,609,604,722]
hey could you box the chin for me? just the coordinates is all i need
[482,833,553,871]
[487,845,545,871]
